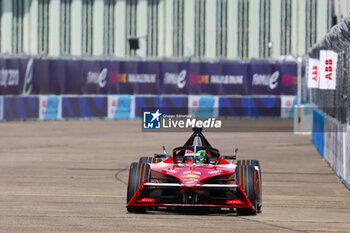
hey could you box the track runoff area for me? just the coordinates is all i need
[0,119,349,233]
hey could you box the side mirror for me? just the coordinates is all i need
[155,146,171,159]
[154,154,170,158]
[222,155,236,160]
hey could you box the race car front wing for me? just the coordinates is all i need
[126,179,255,211]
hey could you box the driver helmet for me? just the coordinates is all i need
[196,150,207,163]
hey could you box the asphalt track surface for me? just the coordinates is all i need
[0,119,349,233]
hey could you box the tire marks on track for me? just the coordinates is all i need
[114,166,129,185]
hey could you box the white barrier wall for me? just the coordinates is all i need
[346,127,350,185]
[324,117,346,178]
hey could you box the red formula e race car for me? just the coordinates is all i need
[126,128,262,215]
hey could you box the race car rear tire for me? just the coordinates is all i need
[236,165,260,215]
[126,162,150,213]
[139,156,162,164]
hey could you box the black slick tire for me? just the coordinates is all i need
[126,162,150,213]
[139,156,162,164]
[236,165,261,215]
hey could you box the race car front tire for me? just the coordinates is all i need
[237,160,262,212]
[236,165,261,215]
[126,162,150,213]
[139,156,162,164]
[237,160,260,167]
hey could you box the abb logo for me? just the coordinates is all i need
[112,100,117,107]
[324,59,333,80]
[312,66,318,81]
[285,100,292,107]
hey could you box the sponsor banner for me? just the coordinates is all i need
[3,96,39,120]
[319,50,337,90]
[0,58,298,95]
[220,61,248,95]
[188,95,219,118]
[107,95,135,119]
[307,58,320,88]
[160,96,188,116]
[0,58,32,95]
[160,61,248,95]
[82,60,107,94]
[39,95,61,120]
[187,62,248,95]
[135,96,160,117]
[62,96,107,118]
[48,59,67,94]
[249,60,281,95]
[107,61,160,95]
[0,96,3,120]
[107,61,131,94]
[276,62,298,95]
[280,95,297,118]
[160,62,188,94]
[65,60,84,94]
[22,58,35,95]
[33,59,49,94]
[187,62,203,95]
[136,61,160,94]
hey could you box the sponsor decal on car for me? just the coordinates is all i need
[208,170,223,174]
[184,174,200,178]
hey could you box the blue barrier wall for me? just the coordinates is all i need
[312,109,325,157]
[62,96,107,118]
[0,95,296,121]
[4,96,39,120]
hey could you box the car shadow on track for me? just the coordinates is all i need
[133,207,238,216]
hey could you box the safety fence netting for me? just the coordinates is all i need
[307,13,350,189]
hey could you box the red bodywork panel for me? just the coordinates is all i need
[150,162,235,188]
[126,159,255,211]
